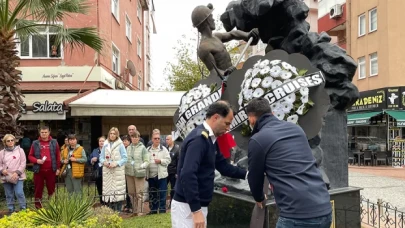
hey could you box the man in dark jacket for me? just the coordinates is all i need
[165,135,180,207]
[246,98,332,227]
[172,101,247,228]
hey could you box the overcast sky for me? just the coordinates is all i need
[150,0,229,89]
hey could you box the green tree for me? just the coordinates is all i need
[165,34,209,91]
[0,0,104,140]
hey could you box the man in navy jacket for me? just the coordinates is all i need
[246,98,332,228]
[172,101,247,228]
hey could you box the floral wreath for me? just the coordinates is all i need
[177,83,220,138]
[238,59,315,136]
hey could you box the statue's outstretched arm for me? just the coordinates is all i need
[215,28,260,45]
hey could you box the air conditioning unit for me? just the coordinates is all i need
[329,4,343,19]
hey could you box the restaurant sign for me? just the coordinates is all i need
[350,89,386,111]
[21,101,64,115]
[347,119,369,126]
[387,87,400,109]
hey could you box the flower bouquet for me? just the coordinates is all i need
[176,83,221,138]
[240,59,314,122]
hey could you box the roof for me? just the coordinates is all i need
[69,89,185,107]
[22,93,78,106]
[20,82,103,92]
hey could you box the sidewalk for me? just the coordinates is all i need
[349,167,405,228]
[349,165,405,180]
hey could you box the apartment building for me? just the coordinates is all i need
[16,0,157,150]
[319,0,405,148]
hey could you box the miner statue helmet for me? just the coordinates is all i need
[191,3,214,28]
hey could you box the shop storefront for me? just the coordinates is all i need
[348,87,405,165]
[18,93,92,152]
[69,89,185,148]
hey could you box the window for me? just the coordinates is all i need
[358,57,366,79]
[18,25,62,58]
[112,44,120,74]
[125,14,132,41]
[138,75,142,90]
[137,39,142,57]
[112,0,119,21]
[137,0,142,22]
[369,52,378,76]
[369,8,377,32]
[358,14,366,36]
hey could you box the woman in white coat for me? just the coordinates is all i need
[100,127,128,212]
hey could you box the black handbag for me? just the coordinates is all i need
[92,167,100,180]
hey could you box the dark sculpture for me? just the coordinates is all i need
[220,0,359,110]
[220,0,359,189]
[191,3,259,77]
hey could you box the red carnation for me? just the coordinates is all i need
[72,154,75,157]
[222,186,228,193]
[106,155,110,159]
[12,156,16,159]
[153,154,155,157]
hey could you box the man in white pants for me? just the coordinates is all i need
[171,101,247,228]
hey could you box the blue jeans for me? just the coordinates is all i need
[148,176,167,213]
[276,213,332,228]
[3,180,26,212]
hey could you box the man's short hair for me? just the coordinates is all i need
[206,100,232,119]
[245,98,272,118]
[152,132,160,139]
[152,129,160,134]
[40,126,50,131]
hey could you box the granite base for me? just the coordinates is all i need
[207,187,362,228]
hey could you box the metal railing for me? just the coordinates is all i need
[361,195,405,228]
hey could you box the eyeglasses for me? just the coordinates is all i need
[153,138,160,140]
[6,139,14,143]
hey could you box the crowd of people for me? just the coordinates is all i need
[0,125,180,216]
[0,99,333,228]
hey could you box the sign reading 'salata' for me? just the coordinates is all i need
[32,101,64,114]
[230,72,325,130]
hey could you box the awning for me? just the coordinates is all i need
[347,111,382,126]
[19,93,77,120]
[69,90,186,117]
[385,110,405,126]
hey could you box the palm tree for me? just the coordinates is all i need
[0,0,103,141]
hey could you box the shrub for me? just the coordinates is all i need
[23,170,35,197]
[33,191,94,226]
[0,207,122,228]
[0,209,36,227]
[91,206,122,228]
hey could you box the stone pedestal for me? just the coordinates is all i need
[207,187,362,228]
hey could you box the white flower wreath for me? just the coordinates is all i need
[177,84,213,137]
[239,59,314,126]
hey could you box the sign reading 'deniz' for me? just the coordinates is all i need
[32,101,64,114]
[350,89,386,111]
[230,72,325,131]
